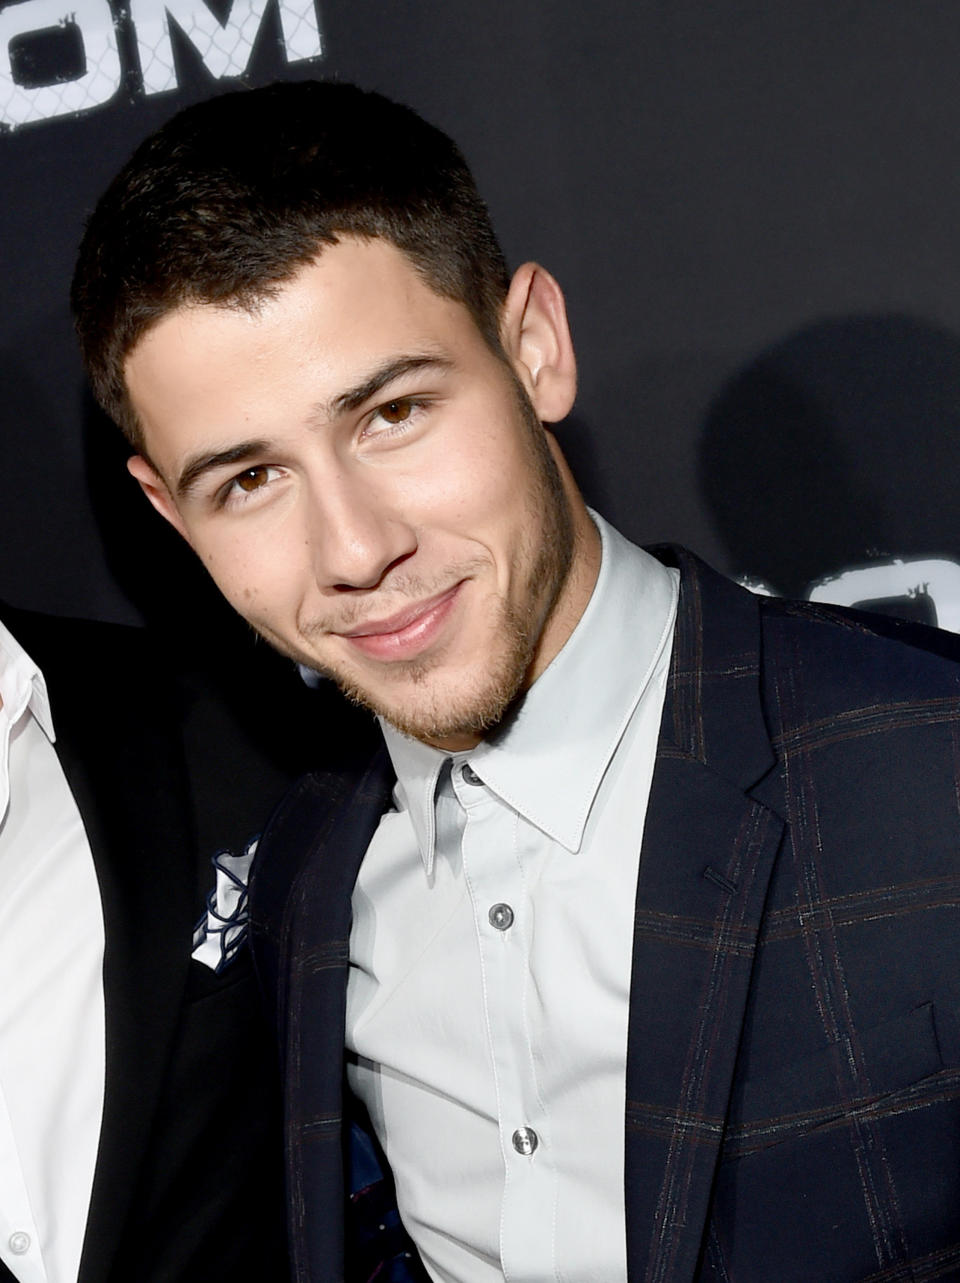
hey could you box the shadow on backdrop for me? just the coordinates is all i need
[556,411,611,518]
[699,314,960,626]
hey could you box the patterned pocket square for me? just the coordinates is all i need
[192,836,258,973]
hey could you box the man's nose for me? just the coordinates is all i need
[307,470,416,591]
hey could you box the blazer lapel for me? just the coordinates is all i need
[10,614,198,1283]
[253,746,394,1283]
[624,551,785,1283]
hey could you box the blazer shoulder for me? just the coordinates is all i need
[739,593,960,800]
[768,592,960,658]
[648,547,960,769]
[759,593,960,703]
[653,544,960,686]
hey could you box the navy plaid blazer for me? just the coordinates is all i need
[250,547,960,1282]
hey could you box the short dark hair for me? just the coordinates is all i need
[71,79,511,450]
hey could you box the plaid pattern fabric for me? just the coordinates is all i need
[252,546,960,1282]
[627,548,960,1281]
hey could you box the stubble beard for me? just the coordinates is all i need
[299,388,576,746]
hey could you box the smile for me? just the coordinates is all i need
[339,584,462,662]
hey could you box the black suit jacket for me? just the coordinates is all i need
[250,547,960,1282]
[1,605,322,1283]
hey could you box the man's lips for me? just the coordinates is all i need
[337,584,462,661]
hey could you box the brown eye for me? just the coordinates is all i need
[236,467,269,493]
[379,398,413,425]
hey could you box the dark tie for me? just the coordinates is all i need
[0,1259,19,1282]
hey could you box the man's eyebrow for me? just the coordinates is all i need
[175,441,271,500]
[326,355,454,417]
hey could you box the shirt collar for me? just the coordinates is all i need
[382,514,678,873]
[0,616,55,742]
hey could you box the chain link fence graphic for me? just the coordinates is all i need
[0,0,323,129]
[0,0,120,126]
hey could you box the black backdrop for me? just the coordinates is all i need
[4,0,960,635]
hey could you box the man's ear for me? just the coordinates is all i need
[127,454,191,542]
[500,262,577,423]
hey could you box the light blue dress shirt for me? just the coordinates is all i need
[347,516,678,1282]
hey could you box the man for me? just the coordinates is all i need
[71,81,960,1282]
[0,602,324,1282]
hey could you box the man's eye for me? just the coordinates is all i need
[379,398,414,425]
[217,465,280,507]
[235,466,271,493]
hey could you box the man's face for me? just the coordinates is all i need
[126,238,594,749]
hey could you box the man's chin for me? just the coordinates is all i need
[334,681,495,748]
[325,658,528,749]
[266,608,535,747]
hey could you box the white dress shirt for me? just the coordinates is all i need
[347,516,679,1281]
[0,619,105,1283]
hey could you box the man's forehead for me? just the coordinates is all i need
[126,238,476,376]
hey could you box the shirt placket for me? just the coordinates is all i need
[0,693,48,1283]
[452,762,557,1281]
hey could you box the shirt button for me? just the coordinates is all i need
[512,1127,539,1156]
[461,763,483,786]
[488,902,514,931]
[8,1232,30,1255]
